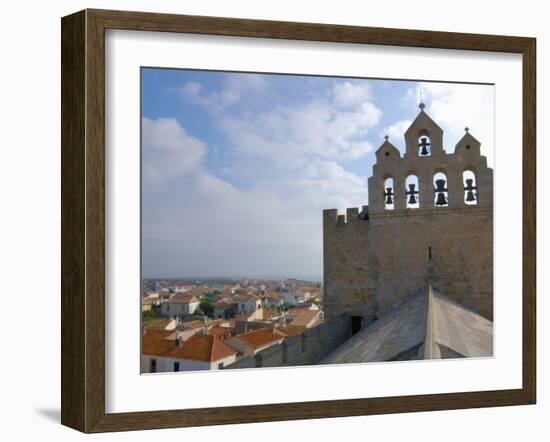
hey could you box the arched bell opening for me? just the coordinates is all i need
[405,175,420,209]
[433,172,449,207]
[463,170,478,205]
[384,177,394,210]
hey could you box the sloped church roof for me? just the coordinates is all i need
[320,285,493,364]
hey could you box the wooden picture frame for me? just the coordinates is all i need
[61,8,536,433]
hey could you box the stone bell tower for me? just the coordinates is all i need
[323,103,493,325]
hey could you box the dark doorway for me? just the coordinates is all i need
[351,316,363,335]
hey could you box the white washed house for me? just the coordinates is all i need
[142,332,237,373]
[161,293,200,317]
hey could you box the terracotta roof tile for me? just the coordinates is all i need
[142,329,176,356]
[167,293,200,304]
[289,310,321,327]
[234,328,285,349]
[182,320,208,330]
[208,326,234,338]
[277,324,307,336]
[165,335,237,362]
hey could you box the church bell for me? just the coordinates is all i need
[419,137,430,156]
[385,187,393,205]
[407,184,417,204]
[435,179,445,190]
[435,192,448,206]
[434,179,448,206]
[464,178,477,202]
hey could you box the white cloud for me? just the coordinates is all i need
[143,77,382,278]
[380,119,413,153]
[142,117,207,182]
[141,113,370,278]
[405,83,494,167]
[180,81,202,97]
[332,81,372,109]
[180,74,267,111]
[142,158,367,279]
[221,97,380,170]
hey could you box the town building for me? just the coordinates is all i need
[141,331,237,372]
[226,328,286,357]
[142,317,176,331]
[161,292,200,317]
[286,309,324,328]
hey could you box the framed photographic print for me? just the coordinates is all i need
[61,9,536,433]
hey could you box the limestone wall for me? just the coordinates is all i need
[323,206,493,321]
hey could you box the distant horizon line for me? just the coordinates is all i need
[142,275,323,282]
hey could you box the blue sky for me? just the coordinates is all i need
[141,68,494,279]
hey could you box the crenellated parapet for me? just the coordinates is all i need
[323,206,368,225]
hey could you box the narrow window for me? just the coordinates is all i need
[428,246,432,260]
[384,177,394,210]
[150,358,157,373]
[405,175,420,209]
[433,172,449,207]
[418,135,432,156]
[463,170,478,205]
[173,361,180,372]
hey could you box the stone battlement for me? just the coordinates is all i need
[323,207,366,225]
[323,204,492,225]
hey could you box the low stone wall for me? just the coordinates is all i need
[224,315,351,370]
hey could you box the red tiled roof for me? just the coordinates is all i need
[165,335,237,362]
[234,328,285,349]
[208,326,234,338]
[181,320,208,330]
[142,329,176,356]
[167,293,200,304]
[277,324,307,336]
[290,310,321,327]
